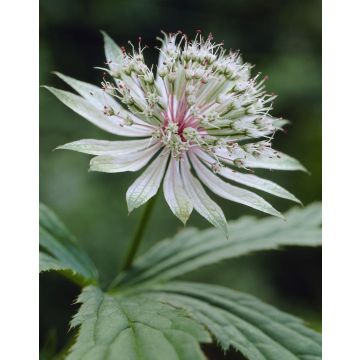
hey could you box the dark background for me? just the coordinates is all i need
[40,0,321,358]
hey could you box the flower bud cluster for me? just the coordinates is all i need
[160,122,190,159]
[100,32,285,172]
[52,31,300,229]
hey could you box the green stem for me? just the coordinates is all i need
[122,194,158,271]
[107,195,158,291]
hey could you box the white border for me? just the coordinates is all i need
[323,0,360,359]
[1,0,359,358]
[0,0,39,358]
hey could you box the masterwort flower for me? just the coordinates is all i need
[46,31,306,235]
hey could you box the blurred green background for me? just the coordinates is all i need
[40,0,321,358]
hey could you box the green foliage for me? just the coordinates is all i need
[67,286,210,360]
[116,203,321,287]
[143,282,321,359]
[40,203,322,359]
[40,203,98,285]
[40,1,321,357]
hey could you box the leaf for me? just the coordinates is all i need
[67,285,211,360]
[50,204,321,359]
[117,203,321,287]
[144,281,322,360]
[39,252,69,272]
[40,203,98,285]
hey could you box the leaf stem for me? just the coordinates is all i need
[122,194,158,271]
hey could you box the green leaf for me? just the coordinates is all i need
[144,281,322,360]
[39,252,69,272]
[67,285,211,360]
[40,203,98,285]
[117,203,321,287]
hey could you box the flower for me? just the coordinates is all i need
[45,31,306,236]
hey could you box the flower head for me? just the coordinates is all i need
[46,31,306,235]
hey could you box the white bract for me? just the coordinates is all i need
[46,31,306,236]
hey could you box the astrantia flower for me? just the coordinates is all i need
[46,31,306,235]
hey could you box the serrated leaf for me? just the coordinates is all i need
[117,203,321,286]
[39,252,69,272]
[40,203,98,285]
[67,285,211,360]
[144,281,322,360]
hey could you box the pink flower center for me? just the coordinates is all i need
[162,94,198,141]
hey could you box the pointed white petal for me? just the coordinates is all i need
[196,78,234,107]
[180,156,228,236]
[57,138,155,156]
[163,158,193,224]
[173,67,186,100]
[114,74,148,108]
[90,143,161,173]
[155,77,168,105]
[54,72,121,112]
[189,153,284,219]
[126,149,169,212]
[221,168,301,204]
[215,147,307,172]
[196,150,301,204]
[54,72,154,130]
[213,147,237,165]
[101,31,124,74]
[244,152,308,172]
[155,39,168,100]
[207,116,289,141]
[101,33,148,113]
[44,86,152,137]
[273,118,290,130]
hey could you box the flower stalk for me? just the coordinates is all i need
[122,193,158,271]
